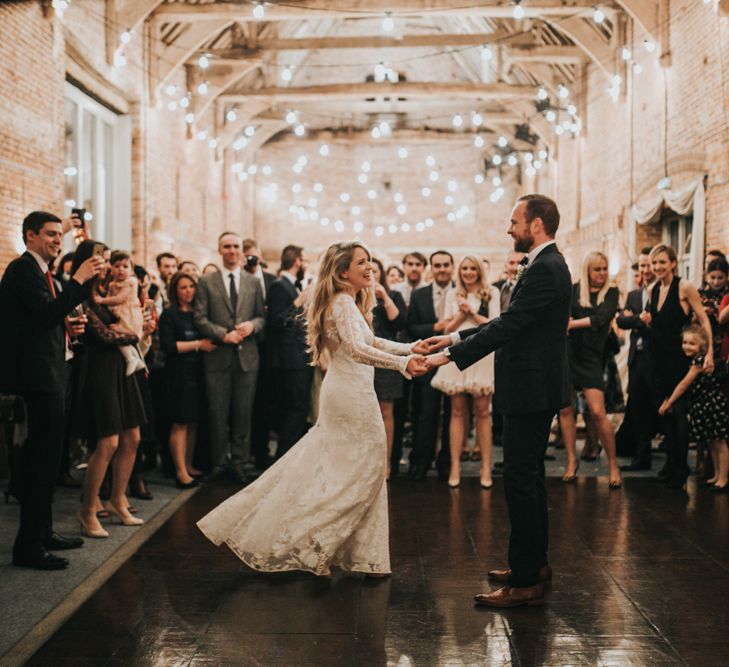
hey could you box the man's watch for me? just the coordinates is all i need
[443,347,451,358]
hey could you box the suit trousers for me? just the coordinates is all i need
[624,352,658,464]
[14,391,65,556]
[502,410,553,588]
[274,367,314,458]
[205,365,258,469]
[660,394,690,484]
[412,373,451,473]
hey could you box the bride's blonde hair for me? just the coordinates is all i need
[307,241,375,366]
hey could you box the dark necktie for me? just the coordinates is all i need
[520,257,529,268]
[229,273,238,311]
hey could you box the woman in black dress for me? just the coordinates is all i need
[371,258,407,480]
[559,250,622,487]
[71,240,147,537]
[159,272,216,487]
[643,244,714,489]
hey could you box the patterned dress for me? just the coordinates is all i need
[688,356,729,441]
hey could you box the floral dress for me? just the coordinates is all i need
[688,356,729,442]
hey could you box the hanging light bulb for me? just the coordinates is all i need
[537,87,549,101]
[285,110,298,124]
[621,47,632,61]
[643,39,656,53]
[226,109,237,122]
[633,63,643,75]
[426,155,436,167]
[498,136,508,148]
[198,55,210,69]
[113,51,127,68]
[179,97,190,109]
[546,110,557,122]
[513,2,525,19]
[281,66,293,82]
[252,2,265,21]
[393,192,404,203]
[313,182,323,193]
[474,135,485,148]
[508,154,518,166]
[120,30,132,45]
[471,112,483,127]
[358,174,368,184]
[481,46,493,61]
[382,13,394,33]
[244,125,255,137]
[340,192,350,203]
[197,82,208,95]
[492,155,503,165]
[452,114,463,128]
[367,189,377,199]
[294,123,306,136]
[492,176,502,186]
[474,174,484,184]
[593,7,605,24]
[421,187,431,197]
[319,144,330,156]
[353,221,364,233]
[233,137,247,150]
[558,84,569,99]
[398,146,408,159]
[371,127,382,139]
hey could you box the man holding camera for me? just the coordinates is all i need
[194,231,265,482]
[0,211,102,570]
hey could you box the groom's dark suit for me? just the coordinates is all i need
[448,243,571,588]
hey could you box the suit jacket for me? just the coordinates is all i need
[0,252,85,394]
[449,244,572,415]
[263,271,276,296]
[266,276,310,369]
[193,270,265,373]
[407,284,438,342]
[616,287,649,368]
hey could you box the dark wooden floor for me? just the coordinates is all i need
[29,476,729,666]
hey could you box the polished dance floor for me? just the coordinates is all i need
[29,476,729,666]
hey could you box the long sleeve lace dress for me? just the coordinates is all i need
[197,293,415,575]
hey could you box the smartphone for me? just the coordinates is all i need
[71,208,86,225]
[91,242,106,258]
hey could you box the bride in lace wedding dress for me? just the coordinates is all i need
[198,242,426,576]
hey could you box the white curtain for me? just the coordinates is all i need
[630,178,705,283]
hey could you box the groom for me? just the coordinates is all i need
[421,194,571,607]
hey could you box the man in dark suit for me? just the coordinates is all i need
[407,251,454,480]
[0,211,102,570]
[242,239,278,470]
[194,231,265,482]
[423,195,571,607]
[266,245,313,458]
[618,248,658,470]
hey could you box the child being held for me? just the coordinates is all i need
[659,323,729,492]
[97,251,147,376]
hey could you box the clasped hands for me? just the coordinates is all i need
[223,321,255,345]
[407,335,453,377]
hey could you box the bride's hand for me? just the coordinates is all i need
[416,335,450,353]
[406,355,428,377]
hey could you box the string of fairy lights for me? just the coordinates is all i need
[55,0,725,238]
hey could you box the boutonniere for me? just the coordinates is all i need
[516,262,528,282]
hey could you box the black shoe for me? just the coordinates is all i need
[620,461,652,472]
[12,550,69,570]
[175,478,200,489]
[710,483,729,494]
[44,532,84,551]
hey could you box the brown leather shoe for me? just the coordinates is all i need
[474,584,545,608]
[488,564,552,584]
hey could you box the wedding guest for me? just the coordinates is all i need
[391,252,428,307]
[71,240,147,537]
[154,252,178,313]
[658,324,728,493]
[54,252,75,291]
[699,257,729,354]
[558,250,622,488]
[202,263,220,276]
[618,248,659,471]
[193,231,265,482]
[432,256,500,488]
[178,261,201,282]
[407,250,454,480]
[160,272,215,487]
[266,245,313,459]
[644,244,714,489]
[371,258,408,480]
[386,264,405,290]
[0,211,101,570]
[242,238,276,299]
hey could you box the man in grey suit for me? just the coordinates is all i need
[194,231,265,480]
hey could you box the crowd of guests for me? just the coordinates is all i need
[1,208,728,571]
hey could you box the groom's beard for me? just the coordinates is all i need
[513,233,534,253]
[296,267,306,281]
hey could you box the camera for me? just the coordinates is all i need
[245,255,259,271]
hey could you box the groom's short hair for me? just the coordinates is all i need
[518,194,560,237]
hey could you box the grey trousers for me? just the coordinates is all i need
[205,365,258,469]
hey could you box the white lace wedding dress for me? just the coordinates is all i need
[197,292,416,576]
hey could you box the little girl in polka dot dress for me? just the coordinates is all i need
[659,323,729,493]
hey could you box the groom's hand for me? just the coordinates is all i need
[418,335,451,353]
[406,355,429,377]
[424,353,449,370]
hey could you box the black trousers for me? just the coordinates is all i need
[660,394,690,483]
[14,391,65,556]
[411,373,451,473]
[624,353,659,464]
[274,367,314,458]
[502,410,553,588]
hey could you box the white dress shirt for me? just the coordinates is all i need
[27,249,49,274]
[526,239,556,266]
[222,266,241,299]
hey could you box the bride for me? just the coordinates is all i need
[197,241,427,576]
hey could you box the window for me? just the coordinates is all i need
[660,209,693,280]
[64,82,131,250]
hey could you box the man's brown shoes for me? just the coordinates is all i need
[474,584,545,608]
[487,564,552,584]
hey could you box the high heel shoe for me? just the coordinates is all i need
[448,478,460,488]
[562,462,579,483]
[710,483,728,494]
[480,479,493,490]
[76,512,109,538]
[175,478,199,490]
[104,502,143,526]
